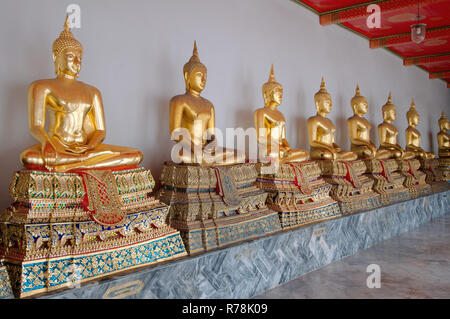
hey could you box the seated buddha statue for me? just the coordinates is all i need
[254,65,309,163]
[377,93,415,160]
[307,78,357,161]
[20,16,142,172]
[169,42,245,165]
[347,84,390,159]
[405,99,435,160]
[438,112,450,158]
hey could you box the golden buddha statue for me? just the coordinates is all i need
[377,93,415,160]
[438,112,450,158]
[405,99,435,160]
[347,84,390,160]
[169,42,245,165]
[307,78,357,161]
[254,65,309,163]
[20,16,143,172]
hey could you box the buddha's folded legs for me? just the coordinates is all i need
[20,143,142,171]
[336,150,358,161]
[310,147,334,160]
[378,146,402,159]
[375,148,392,160]
[280,149,309,163]
[351,145,376,159]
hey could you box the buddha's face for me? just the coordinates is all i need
[53,48,82,77]
[354,99,368,116]
[185,68,207,93]
[315,95,332,115]
[440,119,450,131]
[408,112,419,127]
[383,106,396,122]
[264,86,283,107]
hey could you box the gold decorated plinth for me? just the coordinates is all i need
[396,159,432,198]
[437,157,450,183]
[0,168,187,298]
[255,162,341,229]
[155,162,282,255]
[318,160,382,215]
[420,158,450,193]
[363,159,411,206]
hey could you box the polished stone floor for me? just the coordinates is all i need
[257,214,450,299]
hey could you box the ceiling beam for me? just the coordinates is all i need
[404,53,450,66]
[370,26,450,48]
[319,0,441,26]
[429,71,450,79]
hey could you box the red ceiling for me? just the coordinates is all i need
[294,0,450,87]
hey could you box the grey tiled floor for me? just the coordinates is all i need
[257,214,450,299]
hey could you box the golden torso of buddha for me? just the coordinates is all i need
[254,65,309,163]
[377,93,414,160]
[347,85,390,159]
[20,17,142,172]
[169,42,244,166]
[405,99,435,160]
[307,78,357,161]
[437,112,450,158]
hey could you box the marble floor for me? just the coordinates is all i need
[257,214,450,299]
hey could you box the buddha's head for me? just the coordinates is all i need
[406,99,419,127]
[52,15,83,78]
[439,112,450,132]
[351,84,368,116]
[314,77,332,116]
[183,41,207,95]
[262,65,283,108]
[382,93,396,123]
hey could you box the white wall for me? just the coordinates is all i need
[0,0,449,209]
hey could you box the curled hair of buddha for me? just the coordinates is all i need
[262,64,283,97]
[406,99,419,120]
[183,41,206,76]
[382,92,396,115]
[52,15,83,57]
[351,84,367,113]
[439,112,448,128]
[314,77,331,102]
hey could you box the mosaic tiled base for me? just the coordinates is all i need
[363,159,410,206]
[0,168,187,298]
[0,260,13,298]
[180,212,281,254]
[255,162,342,229]
[438,157,450,182]
[6,232,186,298]
[29,190,448,299]
[277,200,341,229]
[318,160,382,215]
[396,159,432,199]
[156,162,282,254]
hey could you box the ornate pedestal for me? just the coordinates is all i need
[254,162,341,229]
[420,158,450,193]
[397,159,432,198]
[364,159,411,206]
[318,160,382,215]
[438,157,450,183]
[156,162,281,255]
[0,168,187,298]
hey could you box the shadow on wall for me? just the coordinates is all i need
[336,116,348,149]
[0,83,32,210]
[427,112,435,154]
[296,117,308,150]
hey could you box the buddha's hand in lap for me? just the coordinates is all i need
[67,145,90,154]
